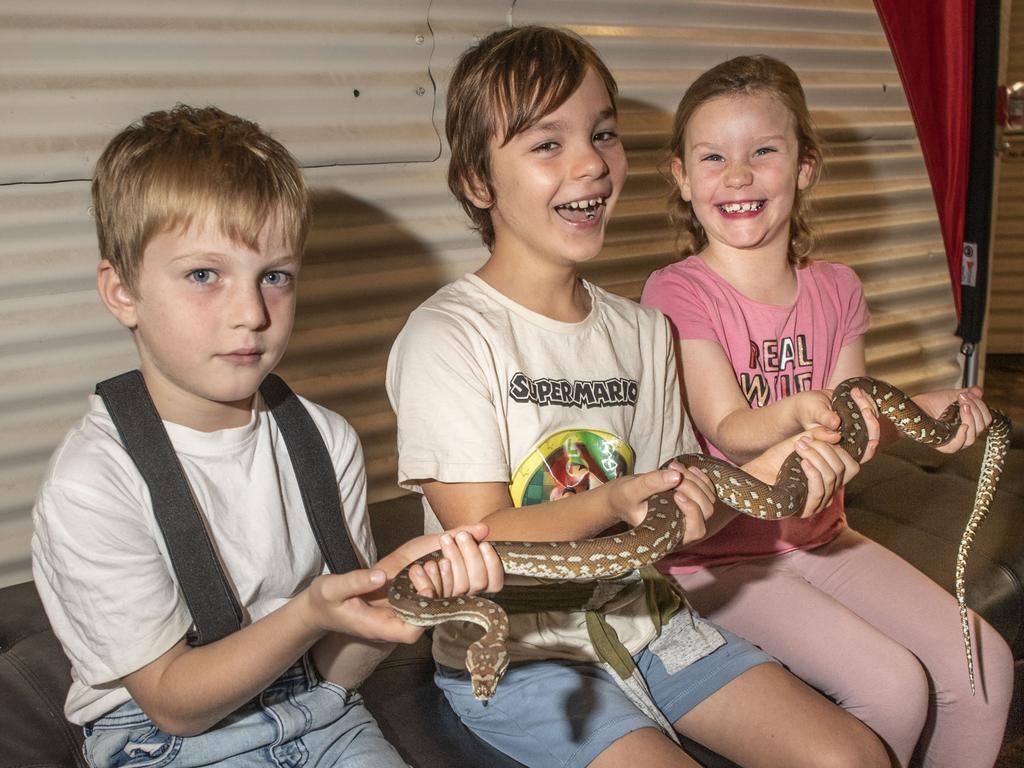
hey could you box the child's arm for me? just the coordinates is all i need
[877,386,993,453]
[121,524,500,737]
[680,337,879,465]
[823,339,992,454]
[422,466,717,546]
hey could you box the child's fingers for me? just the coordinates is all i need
[438,532,468,596]
[453,529,491,593]
[849,387,881,463]
[618,469,683,526]
[479,541,504,593]
[408,560,442,598]
[675,492,709,545]
[439,558,454,597]
[674,468,716,521]
[800,425,841,445]
[795,437,841,517]
[317,569,387,605]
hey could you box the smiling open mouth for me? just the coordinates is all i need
[555,196,606,222]
[718,200,765,214]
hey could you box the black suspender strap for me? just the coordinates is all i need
[259,374,360,575]
[95,370,360,646]
[96,371,243,645]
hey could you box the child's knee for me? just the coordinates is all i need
[848,643,929,732]
[813,727,890,768]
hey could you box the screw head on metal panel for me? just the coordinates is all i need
[416,34,425,44]
[415,86,426,96]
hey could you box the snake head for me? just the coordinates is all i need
[466,640,509,701]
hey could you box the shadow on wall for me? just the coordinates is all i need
[276,187,453,497]
[577,95,680,298]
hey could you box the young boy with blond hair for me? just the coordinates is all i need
[31,104,501,767]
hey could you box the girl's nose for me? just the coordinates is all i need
[725,160,753,187]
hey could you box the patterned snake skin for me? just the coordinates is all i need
[388,376,1012,699]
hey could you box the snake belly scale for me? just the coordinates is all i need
[388,376,1011,700]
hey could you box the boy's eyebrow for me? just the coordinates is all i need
[169,250,299,265]
[524,107,617,136]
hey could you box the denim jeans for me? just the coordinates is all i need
[83,655,408,768]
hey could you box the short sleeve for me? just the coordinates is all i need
[642,264,719,343]
[832,263,871,345]
[386,308,509,488]
[32,478,191,685]
[655,315,702,462]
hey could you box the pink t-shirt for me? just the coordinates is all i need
[641,257,870,571]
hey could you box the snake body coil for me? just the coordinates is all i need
[388,376,1011,699]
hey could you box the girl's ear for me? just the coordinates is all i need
[463,172,494,209]
[96,260,139,330]
[670,156,692,202]
[797,153,816,191]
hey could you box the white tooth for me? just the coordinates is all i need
[740,202,751,212]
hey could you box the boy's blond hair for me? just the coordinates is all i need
[92,105,309,292]
[668,55,823,267]
[446,26,618,250]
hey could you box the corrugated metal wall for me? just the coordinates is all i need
[0,0,960,587]
[990,0,1024,354]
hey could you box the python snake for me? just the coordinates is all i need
[388,376,1011,699]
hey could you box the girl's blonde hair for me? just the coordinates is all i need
[92,105,309,293]
[667,55,822,266]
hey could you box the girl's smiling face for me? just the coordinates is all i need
[673,90,814,259]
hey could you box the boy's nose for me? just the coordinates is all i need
[231,284,270,330]
[572,143,609,178]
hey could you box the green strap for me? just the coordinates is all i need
[493,568,684,681]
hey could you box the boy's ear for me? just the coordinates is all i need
[463,172,494,209]
[96,260,139,329]
[670,157,692,202]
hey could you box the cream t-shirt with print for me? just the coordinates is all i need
[386,274,720,669]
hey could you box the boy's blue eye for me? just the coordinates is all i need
[701,153,724,162]
[594,130,619,143]
[754,147,778,157]
[532,141,559,153]
[188,269,215,284]
[262,271,292,286]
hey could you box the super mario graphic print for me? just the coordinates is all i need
[509,429,635,507]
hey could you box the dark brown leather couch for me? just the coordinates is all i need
[2,434,1021,768]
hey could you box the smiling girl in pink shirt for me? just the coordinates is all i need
[642,55,1012,768]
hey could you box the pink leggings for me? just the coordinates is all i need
[672,528,1013,768]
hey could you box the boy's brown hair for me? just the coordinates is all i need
[668,55,823,267]
[446,25,618,249]
[92,105,309,292]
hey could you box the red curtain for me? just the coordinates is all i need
[873,0,974,318]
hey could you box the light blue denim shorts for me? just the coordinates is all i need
[435,626,773,768]
[83,655,407,768]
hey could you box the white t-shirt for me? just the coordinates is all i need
[31,392,374,725]
[386,274,716,669]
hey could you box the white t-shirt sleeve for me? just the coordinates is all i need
[32,476,191,686]
[386,308,510,489]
